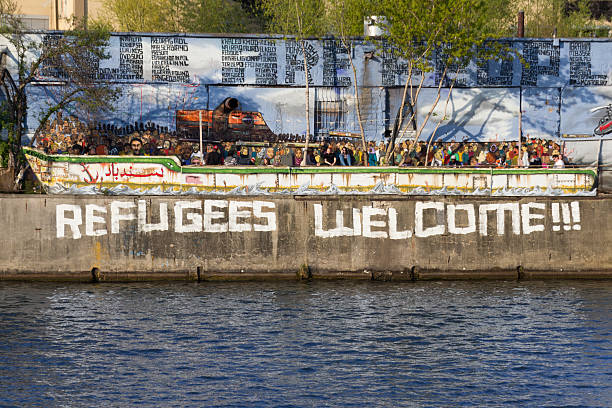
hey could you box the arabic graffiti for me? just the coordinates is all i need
[80,163,99,184]
[80,162,165,184]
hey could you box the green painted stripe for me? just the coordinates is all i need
[23,147,183,172]
[22,147,597,180]
[181,166,291,174]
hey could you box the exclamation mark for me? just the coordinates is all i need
[561,203,571,231]
[571,201,581,231]
[551,203,561,231]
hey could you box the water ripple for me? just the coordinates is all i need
[0,280,610,407]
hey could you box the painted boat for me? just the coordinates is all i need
[23,147,597,196]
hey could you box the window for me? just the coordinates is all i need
[315,100,347,136]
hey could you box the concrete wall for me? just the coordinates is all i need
[1,195,610,281]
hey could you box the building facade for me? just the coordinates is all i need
[15,0,104,30]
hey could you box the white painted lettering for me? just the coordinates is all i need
[138,200,169,232]
[388,207,412,239]
[478,203,521,236]
[252,201,277,232]
[447,204,477,235]
[174,201,202,233]
[313,204,350,238]
[85,204,107,237]
[204,200,228,232]
[229,201,252,232]
[362,206,388,238]
[334,209,355,236]
[415,202,445,238]
[110,201,136,234]
[56,204,82,239]
[352,209,362,236]
[314,204,332,238]
[570,201,581,231]
[521,202,546,234]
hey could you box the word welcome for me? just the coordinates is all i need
[314,201,581,239]
[57,200,277,239]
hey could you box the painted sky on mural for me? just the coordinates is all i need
[2,33,611,143]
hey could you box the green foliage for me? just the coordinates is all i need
[101,0,262,33]
[523,0,594,38]
[0,4,119,189]
[101,0,171,32]
[260,0,327,38]
[180,0,263,33]
[378,0,518,161]
[326,0,382,38]
[381,0,510,72]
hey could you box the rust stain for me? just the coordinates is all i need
[94,241,103,263]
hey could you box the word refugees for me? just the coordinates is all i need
[57,200,277,239]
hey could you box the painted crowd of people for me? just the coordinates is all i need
[33,113,570,168]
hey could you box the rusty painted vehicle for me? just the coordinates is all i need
[176,97,275,142]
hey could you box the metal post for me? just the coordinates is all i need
[517,11,525,38]
[518,88,522,166]
[199,110,203,164]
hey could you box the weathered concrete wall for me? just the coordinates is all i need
[0,194,610,281]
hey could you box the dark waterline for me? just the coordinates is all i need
[0,280,610,407]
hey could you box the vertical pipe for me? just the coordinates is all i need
[199,110,203,164]
[83,0,88,29]
[518,11,525,38]
[206,85,210,141]
[54,0,59,30]
[518,88,522,166]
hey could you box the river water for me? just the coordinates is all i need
[0,280,610,407]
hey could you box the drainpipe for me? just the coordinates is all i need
[54,0,59,29]
[84,0,88,29]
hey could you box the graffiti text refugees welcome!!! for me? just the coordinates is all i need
[56,200,582,240]
[56,200,277,239]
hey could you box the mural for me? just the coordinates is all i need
[593,104,612,135]
[54,199,584,240]
[1,33,611,150]
[175,97,276,142]
[23,147,598,196]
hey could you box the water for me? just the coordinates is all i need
[0,280,610,407]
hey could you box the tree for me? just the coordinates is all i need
[326,0,381,165]
[100,0,169,32]
[99,0,262,33]
[0,0,119,191]
[380,0,445,164]
[380,0,513,164]
[179,0,263,33]
[522,0,593,38]
[261,0,327,164]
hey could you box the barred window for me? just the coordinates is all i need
[315,100,347,136]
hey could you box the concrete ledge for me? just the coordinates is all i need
[2,269,612,282]
[415,269,519,280]
[1,195,611,281]
[0,270,94,282]
[521,270,612,279]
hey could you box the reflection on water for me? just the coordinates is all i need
[0,280,610,407]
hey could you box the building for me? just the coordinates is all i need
[14,0,104,30]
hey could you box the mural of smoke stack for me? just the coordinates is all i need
[551,202,581,231]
